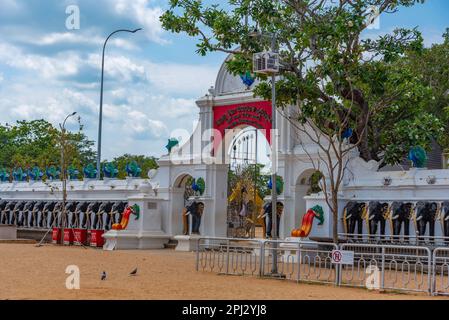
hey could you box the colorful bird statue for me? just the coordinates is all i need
[240,71,255,88]
[166,138,179,153]
[408,146,428,168]
[126,161,142,178]
[268,176,284,195]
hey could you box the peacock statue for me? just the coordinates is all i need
[83,163,97,179]
[240,71,255,89]
[408,146,428,169]
[166,138,179,153]
[191,178,206,196]
[0,168,10,182]
[46,166,61,180]
[268,176,284,195]
[126,161,142,178]
[13,167,28,182]
[29,166,44,181]
[103,162,119,179]
[67,165,80,180]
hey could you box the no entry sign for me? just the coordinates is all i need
[332,250,354,265]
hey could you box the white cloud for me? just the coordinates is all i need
[109,0,167,44]
[0,41,82,79]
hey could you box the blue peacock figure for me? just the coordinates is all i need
[67,165,80,180]
[28,166,44,181]
[240,71,255,89]
[0,168,10,182]
[46,166,61,180]
[103,162,119,179]
[13,167,28,182]
[268,176,284,195]
[83,164,97,179]
[126,161,142,178]
[408,146,428,168]
[191,178,206,196]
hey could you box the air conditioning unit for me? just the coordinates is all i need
[253,51,280,75]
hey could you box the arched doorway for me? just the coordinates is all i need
[172,173,195,235]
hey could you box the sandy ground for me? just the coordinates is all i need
[0,244,445,300]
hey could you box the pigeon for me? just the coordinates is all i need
[101,271,107,281]
[129,268,138,276]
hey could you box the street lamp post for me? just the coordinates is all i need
[60,112,77,246]
[251,30,280,275]
[97,28,142,179]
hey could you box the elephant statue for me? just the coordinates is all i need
[73,202,89,229]
[415,201,438,243]
[19,201,36,227]
[80,202,101,230]
[10,202,26,226]
[441,202,449,242]
[29,201,45,228]
[391,202,414,242]
[368,202,389,240]
[65,202,78,228]
[40,202,56,228]
[51,202,64,228]
[0,201,9,224]
[343,202,367,240]
[92,202,114,230]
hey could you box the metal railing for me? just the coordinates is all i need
[339,233,449,248]
[260,240,338,284]
[432,248,449,296]
[196,237,262,276]
[339,243,432,294]
[195,237,448,296]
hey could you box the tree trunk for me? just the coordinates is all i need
[332,192,339,244]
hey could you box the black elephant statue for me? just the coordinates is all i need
[441,202,449,241]
[65,202,78,228]
[51,202,64,228]
[391,202,413,241]
[415,201,438,242]
[40,201,57,228]
[74,202,89,229]
[343,202,367,239]
[0,201,9,224]
[368,202,389,240]
[92,202,114,230]
[29,201,45,228]
[10,202,26,226]
[80,202,101,230]
[19,201,36,227]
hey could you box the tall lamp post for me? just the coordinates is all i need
[60,112,77,246]
[252,30,280,275]
[97,28,142,179]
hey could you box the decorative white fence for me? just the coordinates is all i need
[196,237,449,296]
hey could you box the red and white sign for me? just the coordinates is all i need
[213,101,272,152]
[332,250,354,265]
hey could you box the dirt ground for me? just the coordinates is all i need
[0,244,445,300]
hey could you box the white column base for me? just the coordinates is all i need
[103,230,170,250]
[174,235,201,252]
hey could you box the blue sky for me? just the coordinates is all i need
[0,0,447,161]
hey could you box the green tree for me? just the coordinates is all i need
[406,29,449,151]
[161,0,445,243]
[0,119,96,179]
[161,0,442,166]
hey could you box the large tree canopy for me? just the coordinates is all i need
[161,0,445,167]
[0,119,95,171]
